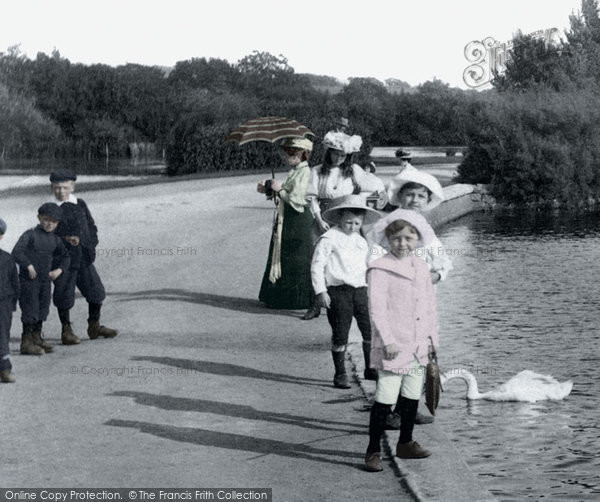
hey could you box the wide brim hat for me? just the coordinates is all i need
[387,168,444,210]
[367,208,435,248]
[322,131,362,154]
[322,194,382,226]
[280,137,313,151]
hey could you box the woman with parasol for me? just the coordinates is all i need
[256,137,314,309]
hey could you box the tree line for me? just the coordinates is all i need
[0,47,478,173]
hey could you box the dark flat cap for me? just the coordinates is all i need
[38,203,63,221]
[0,218,6,234]
[49,168,77,183]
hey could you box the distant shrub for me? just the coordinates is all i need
[457,89,600,205]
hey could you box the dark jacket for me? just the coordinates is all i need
[12,226,70,281]
[0,249,19,309]
[55,198,99,268]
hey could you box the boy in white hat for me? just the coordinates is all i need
[311,194,381,388]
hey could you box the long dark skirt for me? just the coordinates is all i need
[259,202,313,309]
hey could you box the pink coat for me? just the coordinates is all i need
[367,253,438,373]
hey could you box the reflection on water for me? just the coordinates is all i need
[0,157,165,176]
[435,209,600,500]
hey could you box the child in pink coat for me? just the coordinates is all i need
[364,209,438,471]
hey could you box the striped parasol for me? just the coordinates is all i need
[225,116,314,145]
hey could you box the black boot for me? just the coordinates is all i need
[301,304,321,320]
[362,341,378,381]
[20,323,44,355]
[87,303,117,339]
[331,350,351,388]
[365,401,392,471]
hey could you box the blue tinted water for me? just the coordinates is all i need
[435,209,600,501]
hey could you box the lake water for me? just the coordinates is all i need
[434,209,600,501]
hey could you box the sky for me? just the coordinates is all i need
[0,0,582,89]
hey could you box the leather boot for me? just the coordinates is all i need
[88,320,118,339]
[32,323,54,353]
[395,440,432,459]
[362,341,378,381]
[331,350,351,389]
[301,305,321,320]
[61,322,81,345]
[0,369,15,383]
[21,324,44,355]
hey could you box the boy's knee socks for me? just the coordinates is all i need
[58,309,70,325]
[367,401,392,453]
[88,302,101,322]
[398,396,419,444]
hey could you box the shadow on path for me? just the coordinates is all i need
[109,289,302,317]
[106,419,361,467]
[131,356,330,388]
[110,391,364,433]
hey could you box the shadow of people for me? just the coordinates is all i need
[105,419,361,467]
[110,391,364,433]
[130,356,330,388]
[108,288,303,317]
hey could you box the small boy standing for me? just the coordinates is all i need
[49,168,117,344]
[12,204,70,355]
[311,194,381,389]
[0,218,20,382]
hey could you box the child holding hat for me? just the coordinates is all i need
[49,168,117,344]
[374,169,452,426]
[0,218,19,382]
[364,209,438,471]
[310,194,381,388]
[12,203,70,356]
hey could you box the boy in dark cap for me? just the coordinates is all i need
[49,168,117,344]
[12,204,70,355]
[0,218,20,382]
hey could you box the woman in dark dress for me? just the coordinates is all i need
[257,137,313,309]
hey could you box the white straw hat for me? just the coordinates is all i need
[322,194,382,226]
[387,169,444,210]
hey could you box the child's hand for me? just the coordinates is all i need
[49,268,62,281]
[65,235,80,246]
[430,271,441,284]
[27,265,37,280]
[317,292,331,309]
[383,344,399,360]
[317,217,330,233]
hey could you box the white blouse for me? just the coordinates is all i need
[306,164,369,217]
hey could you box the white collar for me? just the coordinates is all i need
[52,193,78,206]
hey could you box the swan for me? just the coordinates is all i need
[441,369,573,402]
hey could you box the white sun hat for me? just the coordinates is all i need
[387,169,444,210]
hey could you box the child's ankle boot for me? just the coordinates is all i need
[20,324,44,355]
[331,350,351,389]
[32,322,54,353]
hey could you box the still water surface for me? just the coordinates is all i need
[435,209,600,501]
